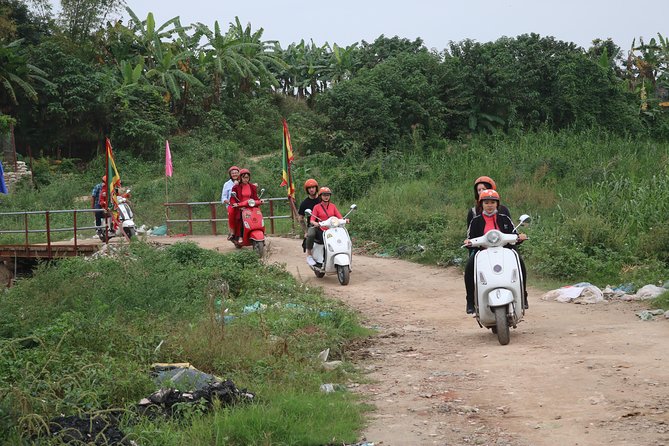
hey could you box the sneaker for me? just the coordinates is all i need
[466,303,475,314]
[306,255,316,266]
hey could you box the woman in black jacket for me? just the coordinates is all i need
[463,190,528,314]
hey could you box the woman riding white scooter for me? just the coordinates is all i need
[464,189,528,314]
[306,187,346,266]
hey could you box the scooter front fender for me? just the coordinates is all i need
[333,253,351,267]
[487,288,514,307]
[249,230,265,241]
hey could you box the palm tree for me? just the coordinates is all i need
[0,39,52,110]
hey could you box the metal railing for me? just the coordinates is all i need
[164,197,294,235]
[0,208,102,258]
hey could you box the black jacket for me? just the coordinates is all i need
[466,212,520,250]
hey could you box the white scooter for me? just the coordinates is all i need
[116,194,136,239]
[98,190,136,241]
[467,214,530,345]
[305,204,357,285]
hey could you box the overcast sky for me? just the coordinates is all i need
[114,0,666,51]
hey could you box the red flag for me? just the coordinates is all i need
[165,140,173,177]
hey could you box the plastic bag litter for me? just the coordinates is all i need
[152,363,218,390]
[150,225,168,236]
[542,283,604,304]
[139,363,255,416]
[636,309,665,320]
[634,284,666,300]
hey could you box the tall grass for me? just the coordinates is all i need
[296,129,669,286]
[0,242,368,444]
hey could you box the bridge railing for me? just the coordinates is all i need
[163,197,294,236]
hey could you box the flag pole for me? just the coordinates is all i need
[164,146,170,227]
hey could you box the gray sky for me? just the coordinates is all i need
[119,0,663,51]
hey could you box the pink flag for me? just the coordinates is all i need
[165,140,173,177]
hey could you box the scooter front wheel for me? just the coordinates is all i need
[252,240,265,257]
[494,306,510,345]
[336,264,350,286]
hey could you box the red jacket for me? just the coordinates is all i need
[310,201,343,230]
[230,183,259,205]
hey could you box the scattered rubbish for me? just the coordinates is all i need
[243,301,267,313]
[604,284,667,301]
[152,363,217,390]
[318,310,333,318]
[317,348,330,362]
[322,360,343,371]
[320,383,335,393]
[634,285,666,300]
[139,364,255,416]
[149,225,167,236]
[613,283,636,294]
[636,309,666,321]
[374,252,391,258]
[45,413,130,445]
[317,347,343,370]
[542,283,603,304]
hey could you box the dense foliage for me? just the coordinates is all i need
[1,1,669,158]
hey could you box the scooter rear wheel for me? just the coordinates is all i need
[124,227,136,239]
[494,306,510,345]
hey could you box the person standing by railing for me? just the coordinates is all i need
[91,176,105,235]
[221,166,240,240]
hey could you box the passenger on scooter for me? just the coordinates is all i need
[298,178,321,253]
[222,165,240,240]
[306,187,345,266]
[230,169,260,244]
[463,189,528,314]
[466,175,512,228]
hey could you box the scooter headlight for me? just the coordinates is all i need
[486,231,501,245]
[248,199,256,207]
[330,217,339,227]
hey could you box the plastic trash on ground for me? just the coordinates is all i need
[542,283,604,304]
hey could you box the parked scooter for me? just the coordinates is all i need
[466,214,530,345]
[230,189,266,256]
[304,204,357,285]
[97,189,136,241]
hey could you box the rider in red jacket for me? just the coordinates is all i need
[230,168,260,243]
[306,187,344,265]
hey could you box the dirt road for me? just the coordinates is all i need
[164,235,669,446]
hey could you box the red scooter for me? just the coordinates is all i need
[230,189,266,256]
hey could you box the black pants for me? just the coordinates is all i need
[94,208,104,228]
[465,249,527,307]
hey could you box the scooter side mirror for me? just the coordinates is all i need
[259,188,265,197]
[518,214,531,225]
[304,209,312,216]
[231,191,238,199]
[350,204,357,211]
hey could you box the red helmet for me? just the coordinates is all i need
[474,175,497,190]
[478,189,500,203]
[239,168,251,178]
[318,186,332,196]
[304,178,318,191]
[228,165,240,175]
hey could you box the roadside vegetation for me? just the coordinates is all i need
[0,243,369,444]
[2,0,669,443]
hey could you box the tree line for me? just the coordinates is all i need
[1,0,668,160]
